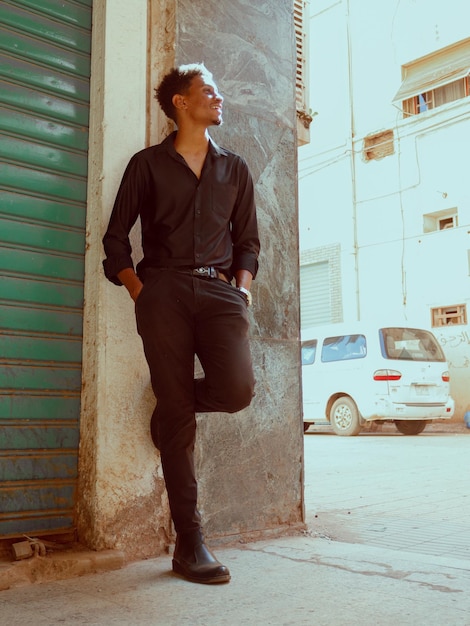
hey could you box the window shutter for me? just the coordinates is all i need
[300,262,332,328]
[393,38,470,104]
[294,0,307,112]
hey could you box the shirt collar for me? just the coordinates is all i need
[208,135,229,158]
[163,131,228,158]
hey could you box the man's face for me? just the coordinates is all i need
[181,74,224,127]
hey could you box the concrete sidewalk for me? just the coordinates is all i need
[1,427,469,625]
[0,532,469,625]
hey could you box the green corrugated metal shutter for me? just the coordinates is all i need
[0,0,92,537]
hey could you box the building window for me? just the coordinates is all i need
[300,244,343,328]
[403,78,469,116]
[423,208,458,233]
[431,305,467,327]
[363,130,394,161]
[300,261,331,328]
[393,38,470,117]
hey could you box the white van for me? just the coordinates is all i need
[301,323,454,436]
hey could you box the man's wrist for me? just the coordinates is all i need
[130,284,143,302]
[237,286,252,307]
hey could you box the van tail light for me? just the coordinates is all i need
[442,371,450,382]
[373,369,402,381]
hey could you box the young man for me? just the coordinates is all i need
[102,64,260,584]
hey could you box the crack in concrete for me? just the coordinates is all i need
[242,545,464,594]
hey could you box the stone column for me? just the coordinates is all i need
[175,0,304,537]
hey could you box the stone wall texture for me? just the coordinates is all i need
[176,0,304,538]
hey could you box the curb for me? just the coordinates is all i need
[0,549,125,591]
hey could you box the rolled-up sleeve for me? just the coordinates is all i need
[102,155,146,285]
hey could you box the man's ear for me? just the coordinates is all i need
[172,94,186,111]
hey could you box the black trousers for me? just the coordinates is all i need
[135,269,255,533]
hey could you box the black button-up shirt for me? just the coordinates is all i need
[102,132,260,285]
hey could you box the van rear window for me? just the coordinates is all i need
[380,327,445,362]
[321,334,366,362]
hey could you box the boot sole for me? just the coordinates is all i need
[172,559,231,584]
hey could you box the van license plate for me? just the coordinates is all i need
[415,386,430,396]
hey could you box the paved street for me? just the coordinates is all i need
[1,423,469,625]
[304,423,470,560]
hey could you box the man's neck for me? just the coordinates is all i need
[173,126,211,179]
[174,126,210,156]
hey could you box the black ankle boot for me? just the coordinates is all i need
[172,529,230,584]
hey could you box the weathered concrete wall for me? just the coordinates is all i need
[79,0,171,557]
[78,0,303,558]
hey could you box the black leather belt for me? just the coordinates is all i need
[191,266,229,283]
[152,265,229,283]
[192,266,219,278]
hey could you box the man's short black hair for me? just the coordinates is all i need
[155,63,214,122]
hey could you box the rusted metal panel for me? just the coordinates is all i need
[0,394,80,421]
[0,0,92,538]
[0,425,79,450]
[1,483,77,541]
[0,274,84,307]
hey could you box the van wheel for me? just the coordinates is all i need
[394,420,427,435]
[330,397,361,436]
